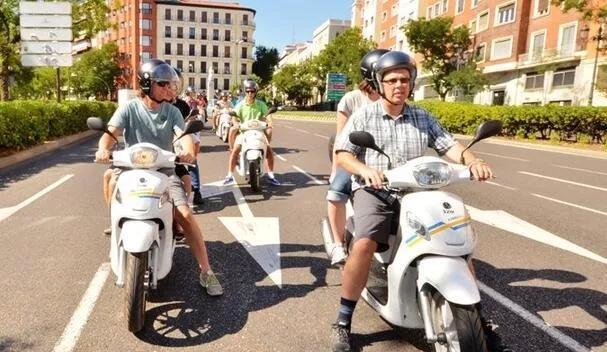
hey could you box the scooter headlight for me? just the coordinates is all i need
[413,162,451,187]
[130,147,158,168]
[158,189,171,208]
[407,212,427,238]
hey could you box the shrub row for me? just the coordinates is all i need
[0,100,117,150]
[415,101,607,144]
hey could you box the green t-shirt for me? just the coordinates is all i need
[109,98,185,152]
[234,99,269,123]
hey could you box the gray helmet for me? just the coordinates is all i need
[220,90,230,97]
[360,49,390,90]
[373,51,417,95]
[138,59,177,96]
[243,79,259,92]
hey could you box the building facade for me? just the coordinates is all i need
[98,0,256,92]
[312,19,351,56]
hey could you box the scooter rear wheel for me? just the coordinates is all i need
[125,252,148,333]
[429,291,487,352]
[249,159,261,193]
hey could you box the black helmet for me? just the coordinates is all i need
[138,59,178,96]
[243,79,259,92]
[360,49,390,89]
[373,51,417,95]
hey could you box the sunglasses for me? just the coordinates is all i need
[381,78,410,86]
[245,90,256,93]
[155,81,171,87]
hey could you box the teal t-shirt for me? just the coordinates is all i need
[234,99,269,123]
[109,98,185,152]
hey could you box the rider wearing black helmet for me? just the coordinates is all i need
[329,51,493,352]
[326,48,388,267]
[95,59,224,297]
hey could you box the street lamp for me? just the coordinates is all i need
[581,20,606,106]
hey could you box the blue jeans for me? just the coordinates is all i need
[189,160,201,192]
[326,168,352,203]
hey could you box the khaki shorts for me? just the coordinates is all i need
[352,188,400,252]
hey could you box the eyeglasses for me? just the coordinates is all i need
[381,78,410,86]
[245,90,256,93]
[155,81,171,87]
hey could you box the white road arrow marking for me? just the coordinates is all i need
[467,205,607,265]
[201,180,282,287]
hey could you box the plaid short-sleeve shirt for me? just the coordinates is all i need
[335,100,456,190]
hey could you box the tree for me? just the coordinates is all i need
[0,0,20,100]
[403,17,486,100]
[272,64,313,105]
[70,43,121,99]
[551,0,607,21]
[252,46,279,87]
[72,0,111,40]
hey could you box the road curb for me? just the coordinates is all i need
[0,130,98,171]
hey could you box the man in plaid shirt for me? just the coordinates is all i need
[330,51,494,352]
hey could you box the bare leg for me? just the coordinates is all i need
[327,201,346,244]
[181,175,192,200]
[340,237,377,300]
[228,127,238,150]
[265,145,274,173]
[228,144,241,174]
[174,205,211,272]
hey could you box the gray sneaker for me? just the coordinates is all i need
[331,321,351,352]
[199,270,224,296]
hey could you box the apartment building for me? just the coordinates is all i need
[98,0,256,91]
[312,19,351,56]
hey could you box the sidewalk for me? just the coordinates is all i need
[0,130,98,170]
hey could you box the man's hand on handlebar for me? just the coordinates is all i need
[95,149,112,164]
[359,165,384,189]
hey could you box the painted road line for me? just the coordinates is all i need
[0,174,74,223]
[292,165,326,185]
[467,206,607,264]
[554,164,607,176]
[478,281,590,352]
[532,193,607,217]
[485,181,517,191]
[313,133,330,140]
[53,262,111,352]
[294,128,310,134]
[476,151,529,162]
[275,154,287,162]
[519,171,607,192]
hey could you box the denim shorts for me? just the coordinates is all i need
[326,168,352,203]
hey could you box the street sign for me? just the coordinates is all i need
[20,28,72,41]
[20,15,72,28]
[19,1,71,14]
[20,54,73,67]
[326,72,347,101]
[22,42,72,54]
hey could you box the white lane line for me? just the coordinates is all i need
[532,193,607,216]
[53,262,111,352]
[0,174,74,223]
[292,165,326,185]
[519,171,607,192]
[230,185,254,218]
[554,164,607,176]
[275,154,287,162]
[294,128,310,134]
[476,151,529,162]
[313,133,330,140]
[485,181,517,191]
[478,281,590,352]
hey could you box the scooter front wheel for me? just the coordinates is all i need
[125,252,148,333]
[429,291,487,352]
[249,159,261,193]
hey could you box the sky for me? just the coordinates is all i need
[238,0,352,52]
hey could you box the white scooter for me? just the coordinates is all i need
[231,107,277,192]
[87,117,203,333]
[321,120,502,352]
[216,108,232,142]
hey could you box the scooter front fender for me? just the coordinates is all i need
[246,149,263,161]
[417,255,480,305]
[120,220,159,253]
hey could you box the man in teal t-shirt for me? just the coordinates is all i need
[223,79,279,186]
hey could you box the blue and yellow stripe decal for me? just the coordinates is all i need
[405,215,471,248]
[129,188,162,199]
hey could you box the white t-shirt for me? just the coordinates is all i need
[337,89,373,118]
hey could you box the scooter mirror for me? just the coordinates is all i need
[229,111,238,117]
[267,107,278,115]
[473,120,502,141]
[349,131,392,168]
[87,117,105,132]
[188,108,199,118]
[184,120,204,135]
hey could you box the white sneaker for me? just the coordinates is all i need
[330,244,347,266]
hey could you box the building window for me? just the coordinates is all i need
[243,14,249,25]
[241,47,247,59]
[200,61,207,73]
[477,11,489,32]
[472,0,482,7]
[381,31,386,41]
[177,9,183,21]
[382,11,387,21]
[496,3,515,25]
[491,37,512,60]
[475,43,486,62]
[456,0,464,13]
[141,35,151,46]
[200,77,206,90]
[559,24,576,56]
[214,78,218,90]
[201,28,207,40]
[164,43,171,55]
[224,46,231,58]
[525,72,544,89]
[212,45,219,57]
[165,59,171,66]
[242,31,248,41]
[188,77,195,88]
[212,62,218,73]
[177,43,183,56]
[164,26,171,38]
[177,60,183,71]
[141,3,152,15]
[189,10,195,21]
[189,44,195,56]
[552,68,575,87]
[225,13,231,24]
[189,27,195,39]
[165,9,171,20]
[188,61,195,73]
[177,27,183,39]
[213,12,219,24]
[531,32,545,61]
[141,52,151,61]
[201,11,207,23]
[213,29,219,41]
[223,62,230,74]
[140,19,151,29]
[241,63,246,74]
[442,0,448,12]
[225,30,231,42]
[223,79,230,90]
[201,45,207,56]
[534,0,549,16]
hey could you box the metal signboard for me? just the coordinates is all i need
[20,54,73,67]
[22,42,72,54]
[20,28,72,41]
[326,72,347,101]
[19,1,71,14]
[20,15,72,28]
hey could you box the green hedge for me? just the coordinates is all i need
[415,101,607,144]
[0,100,117,150]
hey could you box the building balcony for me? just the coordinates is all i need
[241,20,255,27]
[517,45,585,68]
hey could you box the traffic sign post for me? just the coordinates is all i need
[325,72,347,102]
[19,1,72,102]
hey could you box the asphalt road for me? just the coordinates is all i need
[0,118,605,352]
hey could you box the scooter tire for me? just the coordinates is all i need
[249,159,261,193]
[429,291,487,352]
[125,252,148,333]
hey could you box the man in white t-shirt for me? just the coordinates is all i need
[326,49,388,266]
